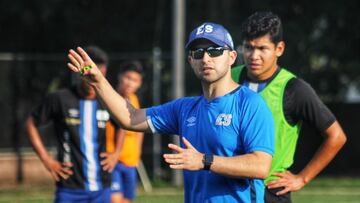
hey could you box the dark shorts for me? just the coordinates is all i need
[265,187,292,203]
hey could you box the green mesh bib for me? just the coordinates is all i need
[232,65,301,183]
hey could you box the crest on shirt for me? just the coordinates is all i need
[68,108,79,117]
[215,114,232,126]
[186,116,197,127]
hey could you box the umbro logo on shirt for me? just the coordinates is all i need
[215,114,232,126]
[68,108,79,117]
[186,116,196,127]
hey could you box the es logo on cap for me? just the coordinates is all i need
[196,24,214,35]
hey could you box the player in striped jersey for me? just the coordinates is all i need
[26,46,113,203]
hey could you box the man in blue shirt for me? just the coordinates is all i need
[66,22,275,203]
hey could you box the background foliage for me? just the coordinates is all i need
[0,0,359,100]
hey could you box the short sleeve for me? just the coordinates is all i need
[31,92,60,126]
[284,78,336,132]
[146,100,181,135]
[240,93,275,155]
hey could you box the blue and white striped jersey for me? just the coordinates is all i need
[31,86,111,191]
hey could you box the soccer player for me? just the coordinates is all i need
[231,11,347,203]
[67,22,275,203]
[26,46,113,203]
[103,61,144,203]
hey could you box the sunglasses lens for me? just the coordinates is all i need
[192,49,205,59]
[191,47,228,59]
[207,47,224,57]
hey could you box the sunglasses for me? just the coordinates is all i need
[190,46,231,60]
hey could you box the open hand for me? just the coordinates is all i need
[163,137,204,170]
[266,171,306,195]
[43,158,73,182]
[67,47,103,84]
[100,152,119,172]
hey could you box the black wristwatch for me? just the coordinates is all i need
[202,154,213,170]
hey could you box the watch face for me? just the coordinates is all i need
[203,154,213,170]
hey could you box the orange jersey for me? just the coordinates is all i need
[106,94,143,167]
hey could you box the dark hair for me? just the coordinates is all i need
[119,60,143,75]
[84,45,109,66]
[241,11,283,44]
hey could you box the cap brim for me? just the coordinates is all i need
[185,36,227,50]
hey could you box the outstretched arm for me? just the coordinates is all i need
[163,137,272,179]
[267,121,346,195]
[67,47,150,132]
[25,117,73,181]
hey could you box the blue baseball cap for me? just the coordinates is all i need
[185,22,234,50]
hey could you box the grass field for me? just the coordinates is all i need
[0,177,359,203]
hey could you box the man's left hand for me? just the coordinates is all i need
[266,171,306,195]
[163,137,204,171]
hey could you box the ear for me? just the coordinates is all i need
[187,55,193,64]
[229,50,238,66]
[98,64,108,76]
[117,72,124,81]
[138,77,143,87]
[135,78,143,90]
[275,41,285,57]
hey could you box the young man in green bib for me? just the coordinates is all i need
[231,11,347,203]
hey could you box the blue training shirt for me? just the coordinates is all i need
[146,86,274,203]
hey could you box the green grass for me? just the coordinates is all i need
[0,177,359,203]
[0,185,184,203]
[292,177,360,203]
[0,186,54,203]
